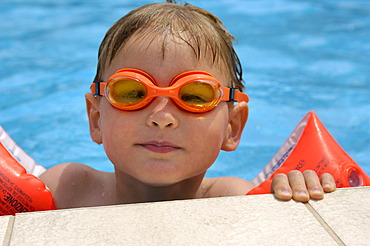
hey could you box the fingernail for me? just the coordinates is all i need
[312,186,322,194]
[312,189,321,194]
[281,189,292,196]
[298,190,308,197]
[323,183,336,192]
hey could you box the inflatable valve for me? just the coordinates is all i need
[0,126,56,215]
[247,111,370,195]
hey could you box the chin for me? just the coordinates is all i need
[139,175,186,187]
[137,170,203,188]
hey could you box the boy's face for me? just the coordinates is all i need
[86,34,248,186]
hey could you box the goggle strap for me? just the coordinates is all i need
[229,88,237,102]
[90,82,106,97]
[222,88,249,103]
[234,89,250,103]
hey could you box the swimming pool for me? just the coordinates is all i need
[1,0,369,181]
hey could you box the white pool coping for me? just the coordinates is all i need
[1,186,369,245]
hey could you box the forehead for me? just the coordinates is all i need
[103,31,230,84]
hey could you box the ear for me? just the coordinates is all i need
[85,93,103,144]
[221,102,249,151]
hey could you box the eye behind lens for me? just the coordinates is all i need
[179,81,223,111]
[180,82,216,104]
[107,78,147,105]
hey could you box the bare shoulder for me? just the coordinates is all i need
[39,163,115,209]
[40,162,98,191]
[202,177,255,198]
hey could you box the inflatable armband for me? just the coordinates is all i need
[0,126,56,215]
[247,111,370,195]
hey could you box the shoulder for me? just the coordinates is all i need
[202,177,255,198]
[40,162,97,189]
[39,163,113,209]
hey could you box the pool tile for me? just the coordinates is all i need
[0,215,13,246]
[9,195,337,245]
[308,187,370,246]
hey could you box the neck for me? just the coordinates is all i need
[114,170,206,204]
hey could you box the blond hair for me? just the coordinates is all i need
[94,1,244,91]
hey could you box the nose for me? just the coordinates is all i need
[146,97,179,129]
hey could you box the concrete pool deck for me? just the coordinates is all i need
[1,186,369,245]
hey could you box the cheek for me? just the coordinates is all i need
[185,127,227,175]
[100,113,141,169]
[187,110,230,158]
[99,103,139,151]
[192,120,226,145]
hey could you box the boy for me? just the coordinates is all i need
[40,1,335,209]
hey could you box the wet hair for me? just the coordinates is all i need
[94,0,244,91]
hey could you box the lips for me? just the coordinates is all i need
[138,141,182,154]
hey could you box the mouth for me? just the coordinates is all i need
[137,141,182,154]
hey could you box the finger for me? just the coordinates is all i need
[288,170,309,202]
[271,173,292,201]
[321,173,336,193]
[303,170,324,200]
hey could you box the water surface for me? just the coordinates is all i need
[0,0,369,180]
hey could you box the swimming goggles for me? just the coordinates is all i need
[90,68,249,113]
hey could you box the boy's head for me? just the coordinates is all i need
[94,1,244,91]
[86,1,249,186]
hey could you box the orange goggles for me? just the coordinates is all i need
[90,68,249,113]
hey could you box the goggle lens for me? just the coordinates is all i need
[179,82,219,109]
[107,78,147,106]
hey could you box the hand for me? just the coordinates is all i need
[271,170,336,202]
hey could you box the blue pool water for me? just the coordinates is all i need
[0,0,369,181]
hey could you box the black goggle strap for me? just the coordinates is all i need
[91,81,105,97]
[223,88,249,103]
[228,88,237,102]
